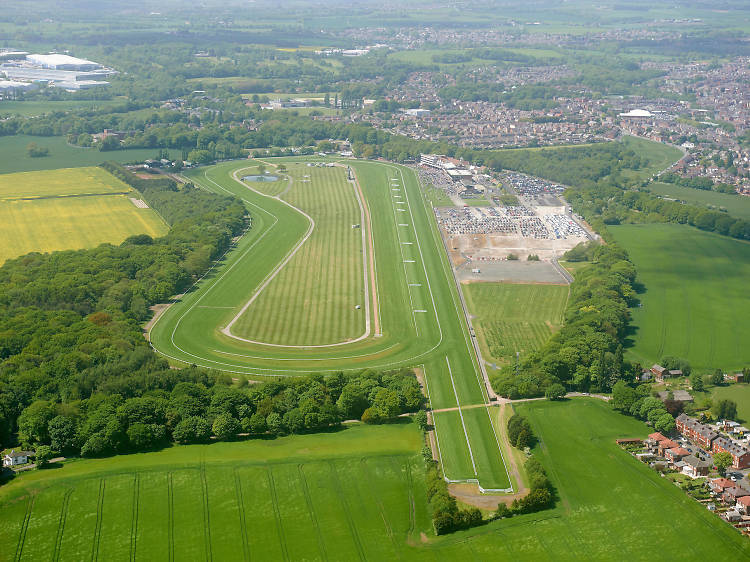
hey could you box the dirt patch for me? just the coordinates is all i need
[143,303,173,338]
[456,260,569,284]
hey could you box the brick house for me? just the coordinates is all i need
[658,439,680,457]
[709,477,735,495]
[682,455,711,478]
[712,437,750,469]
[665,447,690,463]
[723,486,750,505]
[675,414,719,449]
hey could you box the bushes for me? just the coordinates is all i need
[494,456,556,519]
[426,464,484,535]
[507,414,536,449]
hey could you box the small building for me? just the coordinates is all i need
[2,449,33,467]
[709,477,735,495]
[722,486,750,505]
[651,364,668,382]
[639,370,652,382]
[724,373,744,383]
[665,447,690,463]
[736,496,750,515]
[658,439,680,457]
[724,509,742,522]
[682,455,711,478]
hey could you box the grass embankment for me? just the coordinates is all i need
[3,400,747,560]
[648,181,750,221]
[231,164,366,345]
[464,283,569,366]
[620,136,683,181]
[610,223,750,371]
[0,135,174,175]
[0,99,123,117]
[0,167,168,264]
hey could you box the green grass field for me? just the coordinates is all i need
[610,223,750,371]
[0,99,123,117]
[0,167,168,264]
[2,400,747,560]
[151,158,508,490]
[464,283,569,366]
[708,384,750,423]
[621,136,684,181]
[231,164,367,345]
[0,136,173,175]
[648,181,750,221]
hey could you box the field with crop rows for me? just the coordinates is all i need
[0,167,168,264]
[611,223,750,370]
[464,282,568,365]
[231,163,366,345]
[2,401,747,561]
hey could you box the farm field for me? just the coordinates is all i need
[648,181,750,221]
[464,282,569,366]
[230,163,367,345]
[0,135,173,175]
[610,223,750,371]
[150,158,507,490]
[0,167,168,264]
[2,400,747,561]
[0,99,123,117]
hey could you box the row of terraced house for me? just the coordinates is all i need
[676,414,750,469]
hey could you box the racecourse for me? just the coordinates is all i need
[149,157,511,490]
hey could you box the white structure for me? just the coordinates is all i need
[405,108,431,118]
[27,54,101,71]
[2,449,32,467]
[0,80,37,93]
[618,109,654,118]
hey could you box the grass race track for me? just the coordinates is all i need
[611,223,750,371]
[149,157,511,490]
[2,401,747,561]
[464,282,569,366]
[0,167,168,264]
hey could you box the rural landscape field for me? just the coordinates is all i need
[4,1,750,559]
[0,167,168,264]
[611,223,750,371]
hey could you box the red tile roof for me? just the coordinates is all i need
[648,432,667,441]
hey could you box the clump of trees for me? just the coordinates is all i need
[610,381,676,434]
[26,142,49,157]
[14,370,423,457]
[494,456,556,519]
[507,414,536,449]
[426,464,483,535]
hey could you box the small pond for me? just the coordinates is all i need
[243,174,279,182]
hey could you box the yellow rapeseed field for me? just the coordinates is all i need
[0,167,169,264]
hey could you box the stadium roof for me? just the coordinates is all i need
[28,54,100,68]
[618,109,653,118]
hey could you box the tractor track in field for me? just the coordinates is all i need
[52,489,72,562]
[232,469,251,562]
[129,473,140,562]
[14,494,34,562]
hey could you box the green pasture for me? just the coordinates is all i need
[610,223,750,371]
[231,163,366,345]
[464,282,569,366]
[620,136,683,181]
[0,136,173,175]
[708,384,750,423]
[3,400,747,560]
[0,99,123,117]
[648,181,750,221]
[150,158,506,489]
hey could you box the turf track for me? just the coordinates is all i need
[149,157,511,490]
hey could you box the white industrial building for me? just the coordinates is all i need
[26,53,101,71]
[0,80,37,93]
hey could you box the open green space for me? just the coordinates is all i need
[0,136,173,175]
[0,167,168,264]
[648,181,750,221]
[0,99,123,117]
[2,400,747,560]
[709,384,750,423]
[464,282,569,366]
[150,158,506,489]
[620,136,683,181]
[230,163,367,345]
[610,223,750,371]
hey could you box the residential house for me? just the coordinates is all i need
[712,437,750,469]
[736,496,750,515]
[682,455,711,478]
[724,509,742,522]
[722,486,750,505]
[709,477,735,495]
[658,439,680,457]
[2,449,32,467]
[651,364,666,381]
[675,413,719,450]
[665,447,690,464]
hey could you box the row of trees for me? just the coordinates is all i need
[492,242,638,399]
[16,370,423,457]
[660,171,736,194]
[494,457,555,519]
